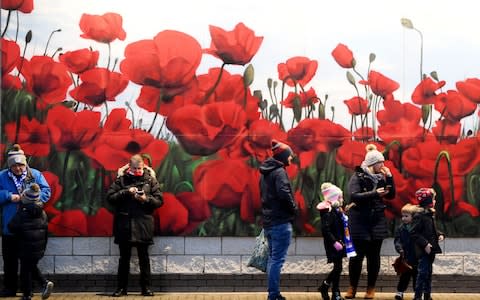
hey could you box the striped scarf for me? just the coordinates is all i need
[340,209,357,258]
[7,169,27,193]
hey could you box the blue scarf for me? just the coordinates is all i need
[7,169,28,193]
[340,209,357,258]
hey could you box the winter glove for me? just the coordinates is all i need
[333,241,343,251]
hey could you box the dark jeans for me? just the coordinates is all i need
[20,257,46,297]
[397,265,417,292]
[414,254,435,298]
[325,256,343,292]
[265,222,292,300]
[2,234,19,292]
[348,239,383,288]
[117,242,151,290]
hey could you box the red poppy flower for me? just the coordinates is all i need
[103,108,132,131]
[352,127,375,141]
[344,96,370,115]
[1,74,21,90]
[46,105,101,151]
[20,55,72,107]
[84,126,169,171]
[287,119,350,168]
[166,102,247,156]
[4,116,50,157]
[218,119,287,162]
[154,192,189,235]
[383,163,409,219]
[281,87,318,108]
[432,119,461,144]
[195,68,261,122]
[42,171,63,217]
[377,118,424,148]
[336,141,385,170]
[69,68,128,106]
[135,85,193,118]
[120,30,202,99]
[79,12,126,43]
[360,70,399,98]
[176,191,212,222]
[87,208,113,236]
[294,191,315,233]
[434,90,477,122]
[1,38,20,75]
[193,159,261,223]
[205,22,263,65]
[377,97,422,125]
[456,78,480,104]
[278,56,318,87]
[48,210,88,236]
[1,0,33,13]
[331,43,354,68]
[411,77,446,105]
[59,48,99,74]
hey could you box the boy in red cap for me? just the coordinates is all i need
[411,188,445,300]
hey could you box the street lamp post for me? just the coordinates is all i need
[401,18,424,81]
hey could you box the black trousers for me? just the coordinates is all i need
[325,256,343,292]
[397,265,418,292]
[348,239,383,288]
[2,234,19,292]
[117,242,151,290]
[20,257,46,297]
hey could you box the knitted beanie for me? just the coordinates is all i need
[317,182,343,210]
[363,144,385,167]
[22,183,41,204]
[415,188,435,207]
[271,140,293,164]
[7,144,27,167]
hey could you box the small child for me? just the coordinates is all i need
[8,184,54,300]
[411,188,445,300]
[317,183,355,300]
[393,203,419,300]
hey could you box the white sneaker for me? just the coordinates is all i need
[42,281,54,300]
[394,291,403,300]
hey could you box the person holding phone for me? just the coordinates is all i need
[107,154,163,297]
[344,144,395,299]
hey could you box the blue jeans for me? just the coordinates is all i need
[415,253,435,298]
[265,222,292,300]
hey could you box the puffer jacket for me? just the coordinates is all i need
[259,158,297,228]
[320,208,346,262]
[8,201,48,260]
[411,208,443,258]
[347,166,395,240]
[107,168,163,245]
[394,223,417,266]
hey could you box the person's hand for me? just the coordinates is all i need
[135,190,147,202]
[333,241,343,251]
[380,166,392,177]
[438,234,445,242]
[128,187,138,194]
[10,194,21,202]
[376,187,389,197]
[425,243,432,254]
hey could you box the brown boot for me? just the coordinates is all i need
[345,286,356,299]
[364,286,375,299]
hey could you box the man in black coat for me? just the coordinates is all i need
[107,154,163,297]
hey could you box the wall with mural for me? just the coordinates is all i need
[1,0,479,237]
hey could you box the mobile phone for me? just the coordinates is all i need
[136,190,145,196]
[385,185,392,190]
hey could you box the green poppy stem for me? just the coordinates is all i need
[1,10,12,37]
[433,150,455,216]
[200,63,225,104]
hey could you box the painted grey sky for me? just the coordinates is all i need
[2,0,480,128]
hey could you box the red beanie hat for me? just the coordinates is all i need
[415,188,435,207]
[271,140,293,164]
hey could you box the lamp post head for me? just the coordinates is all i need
[401,18,414,29]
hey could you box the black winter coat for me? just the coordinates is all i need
[394,224,417,266]
[107,169,163,245]
[259,158,297,228]
[8,201,48,260]
[411,208,443,258]
[320,208,346,262]
[347,166,395,240]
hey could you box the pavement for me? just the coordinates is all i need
[4,292,480,299]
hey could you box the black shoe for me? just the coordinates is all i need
[21,296,31,300]
[141,288,154,296]
[318,281,330,300]
[111,288,127,297]
[0,289,16,297]
[332,291,344,300]
[267,295,286,300]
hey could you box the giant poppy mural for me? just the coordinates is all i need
[1,1,480,237]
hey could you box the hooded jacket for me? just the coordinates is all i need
[411,208,443,258]
[259,158,297,228]
[8,200,48,260]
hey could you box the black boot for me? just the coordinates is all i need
[318,281,330,300]
[424,292,432,300]
[141,287,154,296]
[111,288,127,297]
[332,291,345,300]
